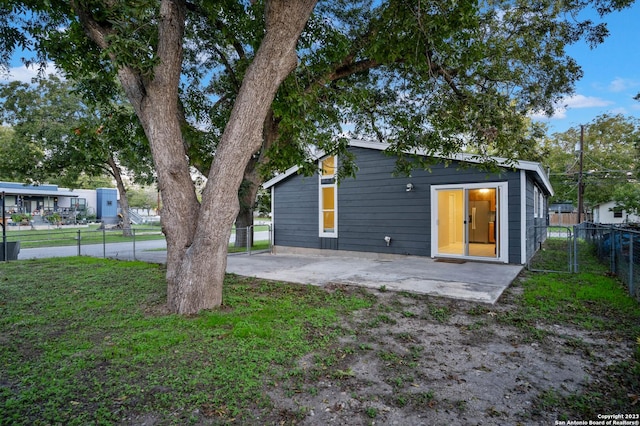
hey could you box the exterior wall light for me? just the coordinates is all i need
[406,183,414,192]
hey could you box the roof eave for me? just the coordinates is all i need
[263,139,554,196]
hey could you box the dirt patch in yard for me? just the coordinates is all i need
[256,279,639,425]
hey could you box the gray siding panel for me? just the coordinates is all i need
[525,177,535,262]
[273,174,319,249]
[337,148,429,256]
[320,238,338,250]
[524,172,549,263]
[272,146,531,263]
[507,174,522,264]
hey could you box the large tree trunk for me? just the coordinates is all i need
[234,201,254,248]
[110,0,200,309]
[171,0,317,314]
[76,0,316,314]
[74,0,198,308]
[108,154,132,237]
[234,158,261,248]
[234,105,282,247]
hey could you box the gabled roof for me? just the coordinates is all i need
[263,139,554,196]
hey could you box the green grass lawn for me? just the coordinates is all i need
[514,238,640,336]
[508,240,640,419]
[0,244,638,424]
[228,240,270,253]
[0,257,372,424]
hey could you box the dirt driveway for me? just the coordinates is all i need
[254,276,639,425]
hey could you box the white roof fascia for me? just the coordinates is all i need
[263,148,329,189]
[262,139,554,196]
[262,164,302,189]
[0,187,80,197]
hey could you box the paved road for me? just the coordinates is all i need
[17,230,270,263]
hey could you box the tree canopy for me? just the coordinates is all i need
[182,0,633,173]
[543,114,640,210]
[0,76,153,185]
[0,74,155,235]
[0,0,636,313]
[176,0,637,243]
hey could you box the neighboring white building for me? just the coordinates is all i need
[592,201,640,224]
[0,181,117,223]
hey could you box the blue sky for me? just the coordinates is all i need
[2,3,638,137]
[532,2,640,134]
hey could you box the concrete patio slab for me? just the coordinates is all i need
[226,252,523,304]
[18,241,523,304]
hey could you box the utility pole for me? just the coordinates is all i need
[577,125,585,223]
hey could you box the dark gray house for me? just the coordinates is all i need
[263,140,553,264]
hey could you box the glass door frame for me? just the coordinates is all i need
[430,182,509,263]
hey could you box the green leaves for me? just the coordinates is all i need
[1,0,636,209]
[544,114,640,206]
[0,75,154,187]
[612,183,640,217]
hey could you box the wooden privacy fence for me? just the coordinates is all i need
[548,212,579,226]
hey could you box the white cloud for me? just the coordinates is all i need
[528,94,613,120]
[609,107,628,115]
[0,62,62,84]
[529,108,566,120]
[562,94,613,109]
[607,77,639,93]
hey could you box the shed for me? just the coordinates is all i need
[96,188,119,224]
[263,140,553,264]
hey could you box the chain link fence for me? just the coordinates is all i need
[527,225,574,273]
[528,222,640,302]
[574,222,639,302]
[1,224,272,262]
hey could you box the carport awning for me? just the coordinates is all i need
[0,187,79,197]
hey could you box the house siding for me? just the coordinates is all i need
[593,201,640,224]
[273,147,528,263]
[524,174,548,263]
[507,175,522,264]
[337,148,429,255]
[273,173,319,249]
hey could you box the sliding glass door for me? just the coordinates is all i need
[437,189,465,255]
[432,183,507,261]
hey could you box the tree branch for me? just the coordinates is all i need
[213,18,246,61]
[425,49,466,100]
[70,0,148,114]
[70,0,112,50]
[212,44,241,90]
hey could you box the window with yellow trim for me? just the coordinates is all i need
[319,155,337,237]
[322,155,335,176]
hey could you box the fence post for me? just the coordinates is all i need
[247,225,252,256]
[77,229,81,256]
[567,227,573,273]
[573,225,580,273]
[1,191,6,262]
[103,226,106,259]
[629,234,634,297]
[610,229,616,274]
[133,228,136,261]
